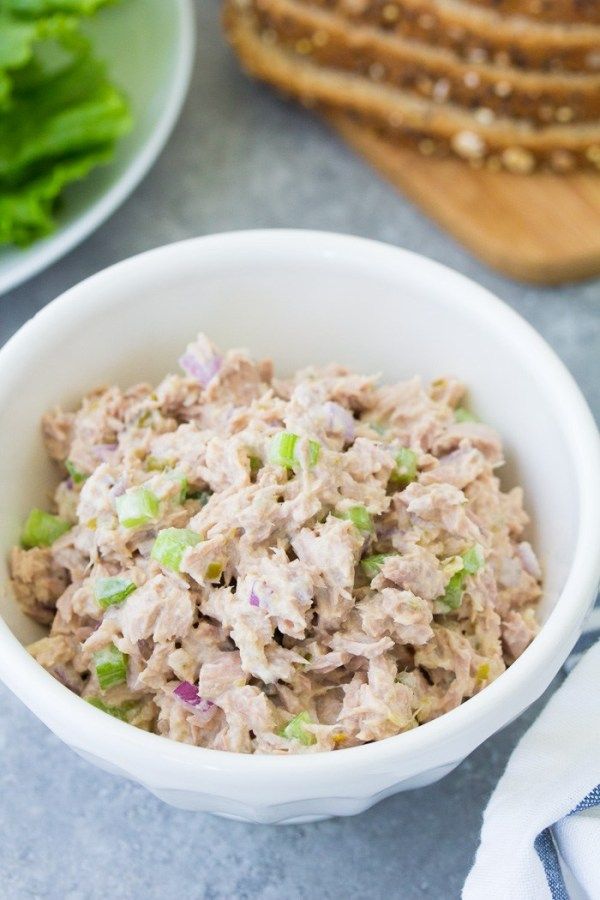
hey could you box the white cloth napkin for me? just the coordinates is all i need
[463,631,600,900]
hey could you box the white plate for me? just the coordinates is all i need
[0,0,195,298]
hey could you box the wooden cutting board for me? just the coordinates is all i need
[330,113,600,285]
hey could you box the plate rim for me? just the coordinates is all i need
[0,0,196,299]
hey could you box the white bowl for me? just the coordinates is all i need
[1,231,599,824]
[0,0,195,297]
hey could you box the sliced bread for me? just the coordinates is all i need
[224,1,600,171]
[296,0,600,72]
[463,0,600,25]
[252,0,600,124]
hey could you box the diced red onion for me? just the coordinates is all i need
[65,477,74,490]
[324,401,355,442]
[94,443,118,462]
[179,352,222,387]
[174,682,215,717]
[516,541,542,581]
[249,586,261,608]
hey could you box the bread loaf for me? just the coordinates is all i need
[252,0,600,124]
[297,0,600,72]
[224,1,600,172]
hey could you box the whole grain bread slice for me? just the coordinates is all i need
[296,0,600,72]
[224,1,600,171]
[253,0,600,124]
[464,0,600,25]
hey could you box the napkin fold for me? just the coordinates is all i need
[463,606,600,900]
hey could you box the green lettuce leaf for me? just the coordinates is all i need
[2,1,112,18]
[0,0,131,247]
[0,53,131,183]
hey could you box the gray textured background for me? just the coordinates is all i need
[0,3,598,898]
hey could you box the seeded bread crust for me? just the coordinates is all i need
[224,2,600,172]
[252,0,600,124]
[465,0,600,25]
[297,0,600,72]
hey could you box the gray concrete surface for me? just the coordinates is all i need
[0,3,598,898]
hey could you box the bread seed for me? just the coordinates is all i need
[501,147,535,175]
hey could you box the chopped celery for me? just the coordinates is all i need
[166,470,187,503]
[476,662,490,683]
[116,487,159,528]
[361,553,395,580]
[65,459,88,484]
[145,456,175,472]
[21,508,70,549]
[86,697,135,721]
[249,455,263,474]
[462,544,485,575]
[277,711,316,746]
[204,561,223,581]
[437,545,485,611]
[454,407,478,423]
[94,644,127,690]
[390,448,418,488]
[94,576,136,609]
[438,571,464,610]
[151,527,201,572]
[307,440,320,467]
[344,505,374,533]
[269,431,297,468]
[136,410,153,428]
[268,432,320,469]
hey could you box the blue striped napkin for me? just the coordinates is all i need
[564,594,600,673]
[464,592,600,900]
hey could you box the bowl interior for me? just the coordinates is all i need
[0,233,577,646]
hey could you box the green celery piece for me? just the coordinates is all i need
[204,561,223,581]
[165,470,187,504]
[438,571,465,611]
[65,458,87,484]
[361,552,395,580]
[86,696,136,722]
[145,456,174,472]
[93,643,127,690]
[268,432,320,469]
[390,447,418,488]
[93,576,136,609]
[277,711,316,746]
[21,507,70,547]
[436,546,485,612]
[462,544,485,575]
[269,432,298,468]
[116,487,159,528]
[344,505,374,533]
[249,455,262,474]
[151,527,201,573]
[307,439,320,467]
[454,407,479,423]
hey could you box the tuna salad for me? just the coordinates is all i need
[10,334,542,753]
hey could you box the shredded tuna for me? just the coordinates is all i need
[11,333,542,753]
